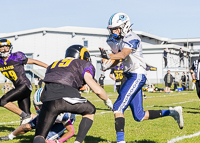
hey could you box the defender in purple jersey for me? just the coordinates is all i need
[0,39,48,125]
[33,45,113,143]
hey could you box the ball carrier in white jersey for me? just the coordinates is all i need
[100,12,184,143]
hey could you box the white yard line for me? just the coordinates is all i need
[0,121,19,125]
[146,99,200,107]
[167,131,200,143]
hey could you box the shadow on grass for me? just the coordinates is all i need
[96,107,112,111]
[14,135,158,143]
[18,135,34,143]
[0,125,15,132]
[186,111,200,114]
[108,140,157,143]
[127,140,157,143]
[84,135,109,143]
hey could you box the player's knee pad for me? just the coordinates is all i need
[33,136,46,143]
[115,117,125,132]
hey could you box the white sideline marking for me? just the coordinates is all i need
[0,121,19,125]
[147,93,187,99]
[167,131,200,143]
[146,99,199,107]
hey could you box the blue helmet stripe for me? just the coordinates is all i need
[109,13,117,25]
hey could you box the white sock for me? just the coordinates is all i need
[8,133,16,139]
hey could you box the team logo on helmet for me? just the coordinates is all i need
[107,13,132,38]
[118,15,127,22]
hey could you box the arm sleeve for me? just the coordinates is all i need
[17,51,28,65]
[82,62,95,78]
[123,39,140,49]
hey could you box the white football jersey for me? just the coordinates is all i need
[107,31,147,75]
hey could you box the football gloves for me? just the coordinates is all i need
[104,98,113,110]
[101,59,113,71]
[99,48,110,59]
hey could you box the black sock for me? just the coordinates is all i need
[75,117,93,143]
[20,111,27,118]
[148,110,162,119]
[33,136,45,143]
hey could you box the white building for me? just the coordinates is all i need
[0,26,199,84]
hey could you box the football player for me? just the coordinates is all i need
[100,13,184,143]
[0,39,48,125]
[0,88,76,143]
[33,45,113,143]
[109,62,126,93]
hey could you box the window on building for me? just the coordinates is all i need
[84,40,88,47]
[184,43,187,47]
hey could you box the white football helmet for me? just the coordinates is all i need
[0,39,13,57]
[107,13,132,38]
[33,88,44,114]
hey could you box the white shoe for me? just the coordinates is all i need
[117,141,126,143]
[20,114,32,125]
[169,106,184,129]
[74,141,80,143]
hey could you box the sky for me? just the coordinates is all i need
[1,0,200,39]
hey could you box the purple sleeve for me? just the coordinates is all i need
[82,62,95,78]
[16,51,28,65]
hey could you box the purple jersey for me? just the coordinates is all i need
[110,65,124,82]
[0,51,31,89]
[44,58,95,90]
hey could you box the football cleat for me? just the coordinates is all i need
[0,136,10,141]
[20,114,32,125]
[169,106,184,129]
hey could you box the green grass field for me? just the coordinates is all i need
[0,85,200,143]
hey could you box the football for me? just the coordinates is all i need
[101,53,119,69]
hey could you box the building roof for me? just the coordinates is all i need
[0,26,169,42]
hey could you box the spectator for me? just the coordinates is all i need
[181,72,186,90]
[34,78,39,92]
[99,74,105,88]
[174,72,180,91]
[186,72,190,91]
[38,78,43,88]
[164,70,173,93]
[163,48,170,68]
[179,48,184,67]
